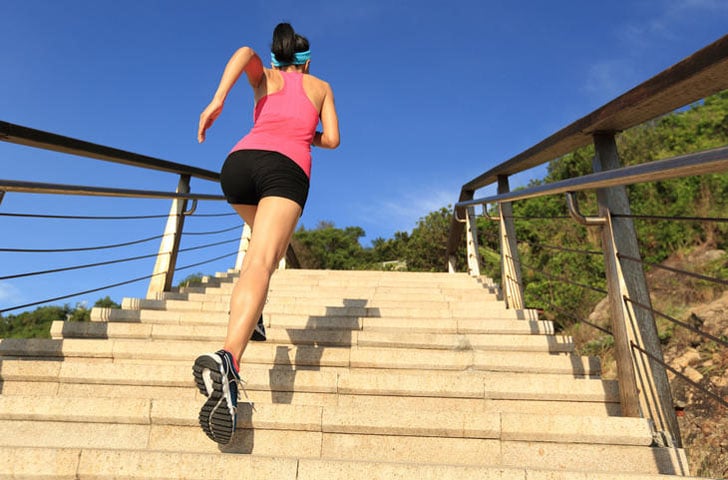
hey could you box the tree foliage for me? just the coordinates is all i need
[488,91,728,327]
[291,221,371,269]
[290,209,467,272]
[178,273,206,288]
[0,297,120,339]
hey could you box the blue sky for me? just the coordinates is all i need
[1,0,727,312]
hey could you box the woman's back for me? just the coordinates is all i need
[232,70,319,176]
[255,68,331,114]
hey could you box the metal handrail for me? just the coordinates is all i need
[461,34,728,193]
[0,179,225,201]
[0,121,234,300]
[455,145,728,209]
[448,34,728,256]
[0,121,219,182]
[0,120,300,302]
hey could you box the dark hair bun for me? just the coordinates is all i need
[272,23,296,64]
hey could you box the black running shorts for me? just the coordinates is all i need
[219,150,310,210]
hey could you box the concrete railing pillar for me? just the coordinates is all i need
[497,175,525,310]
[234,223,252,272]
[465,206,481,277]
[234,223,288,272]
[146,175,190,299]
[593,132,681,447]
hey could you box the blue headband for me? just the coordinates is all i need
[271,50,311,67]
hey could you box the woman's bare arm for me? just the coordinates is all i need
[198,47,264,143]
[313,82,340,149]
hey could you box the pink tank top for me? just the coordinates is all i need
[230,71,319,178]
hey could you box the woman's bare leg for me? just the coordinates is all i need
[224,196,302,366]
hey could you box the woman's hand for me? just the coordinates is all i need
[198,99,224,143]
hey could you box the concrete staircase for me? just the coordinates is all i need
[0,269,705,479]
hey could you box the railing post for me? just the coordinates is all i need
[598,210,642,419]
[448,188,475,273]
[593,133,682,447]
[447,256,457,273]
[234,223,252,272]
[497,175,524,309]
[465,206,481,277]
[234,223,287,271]
[146,174,190,299]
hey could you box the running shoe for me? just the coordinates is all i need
[192,349,239,444]
[250,314,266,342]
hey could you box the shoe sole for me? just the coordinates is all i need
[192,355,236,444]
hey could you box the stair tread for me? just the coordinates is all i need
[51,319,559,342]
[0,395,653,445]
[0,359,615,398]
[0,268,698,477]
[0,446,704,480]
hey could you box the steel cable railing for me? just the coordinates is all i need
[625,297,728,350]
[512,211,728,431]
[0,210,237,220]
[613,213,728,223]
[482,189,728,421]
[518,258,609,297]
[0,171,241,314]
[183,224,241,236]
[630,342,728,410]
[0,237,240,281]
[507,218,728,448]
[0,233,167,253]
[0,249,239,315]
[619,249,727,413]
[618,253,728,287]
[517,238,603,258]
[512,211,727,408]
[0,205,242,314]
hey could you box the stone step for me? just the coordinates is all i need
[0,362,613,417]
[89,313,542,335]
[178,275,495,290]
[0,419,684,475]
[0,395,653,446]
[179,286,496,300]
[262,314,542,332]
[0,337,578,371]
[209,277,495,290]
[167,288,500,303]
[354,331,572,352]
[0,446,700,479]
[0,360,618,404]
[53,317,556,341]
[49,324,583,373]
[266,269,489,279]
[122,295,504,312]
[259,272,494,286]
[50,314,569,340]
[188,270,501,293]
[235,278,487,288]
[112,301,534,321]
[0,378,619,417]
[89,306,539,324]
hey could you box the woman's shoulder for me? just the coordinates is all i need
[303,74,332,92]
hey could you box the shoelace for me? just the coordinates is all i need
[231,375,256,412]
